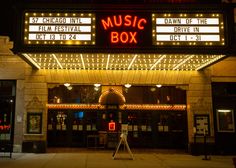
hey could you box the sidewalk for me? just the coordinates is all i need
[0,150,235,168]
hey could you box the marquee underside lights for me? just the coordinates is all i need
[24,12,96,45]
[21,53,226,71]
[47,104,186,111]
[152,13,225,46]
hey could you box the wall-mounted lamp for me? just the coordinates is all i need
[156,84,162,88]
[94,83,101,87]
[217,109,232,113]
[124,84,132,88]
[67,86,73,90]
[64,83,70,87]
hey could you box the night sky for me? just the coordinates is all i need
[0,0,14,40]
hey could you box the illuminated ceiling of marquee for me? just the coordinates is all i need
[21,53,226,71]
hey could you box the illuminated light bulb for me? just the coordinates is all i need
[64,83,70,87]
[67,86,73,90]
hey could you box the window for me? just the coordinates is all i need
[217,109,235,132]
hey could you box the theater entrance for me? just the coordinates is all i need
[47,85,188,150]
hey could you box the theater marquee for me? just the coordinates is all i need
[23,12,226,48]
[24,12,96,45]
[152,13,225,46]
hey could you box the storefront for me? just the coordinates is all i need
[0,1,235,154]
[45,85,187,149]
[0,81,16,156]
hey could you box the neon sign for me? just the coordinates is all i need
[100,15,147,44]
[0,125,11,131]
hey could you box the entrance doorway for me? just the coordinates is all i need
[47,84,188,150]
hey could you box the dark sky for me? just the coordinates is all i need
[0,1,14,40]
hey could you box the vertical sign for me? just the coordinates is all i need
[152,13,225,46]
[24,12,96,45]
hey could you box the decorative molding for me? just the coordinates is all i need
[99,87,126,105]
[191,98,211,114]
[26,96,44,112]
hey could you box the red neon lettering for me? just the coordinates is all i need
[124,15,132,26]
[111,32,119,43]
[102,15,147,44]
[120,32,129,43]
[111,31,137,44]
[101,17,113,30]
[132,16,137,28]
[129,32,137,43]
[137,19,147,30]
[101,15,147,30]
[113,15,122,27]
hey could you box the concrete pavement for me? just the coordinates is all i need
[0,150,235,168]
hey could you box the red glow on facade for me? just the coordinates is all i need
[108,121,116,131]
[0,125,11,131]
